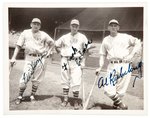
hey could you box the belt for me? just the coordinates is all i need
[110,60,129,64]
[29,54,41,57]
[61,56,81,60]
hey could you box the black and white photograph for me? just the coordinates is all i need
[3,2,146,115]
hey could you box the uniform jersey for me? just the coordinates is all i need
[17,29,54,54]
[99,33,141,60]
[55,32,90,57]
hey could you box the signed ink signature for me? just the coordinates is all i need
[62,63,68,71]
[22,51,48,81]
[98,61,143,88]
[69,40,92,66]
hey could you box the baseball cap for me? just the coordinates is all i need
[70,19,80,25]
[31,18,41,24]
[109,19,119,25]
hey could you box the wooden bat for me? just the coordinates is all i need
[83,75,98,110]
[82,76,85,108]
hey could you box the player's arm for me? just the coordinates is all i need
[10,31,25,65]
[44,33,55,57]
[124,35,142,61]
[47,38,55,47]
[10,45,21,66]
[45,33,55,48]
[95,38,107,75]
[86,43,96,56]
[130,38,142,57]
[88,43,96,50]
[55,36,63,53]
[46,42,55,57]
[11,45,21,59]
[96,55,106,75]
[82,37,95,56]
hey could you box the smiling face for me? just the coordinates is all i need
[70,24,79,35]
[108,23,120,36]
[31,22,41,32]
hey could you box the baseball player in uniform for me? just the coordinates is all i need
[55,19,92,110]
[96,19,142,109]
[10,18,54,105]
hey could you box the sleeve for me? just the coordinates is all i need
[16,31,25,47]
[83,35,91,49]
[55,36,63,48]
[45,33,54,44]
[129,34,139,45]
[129,34,142,54]
[99,38,107,56]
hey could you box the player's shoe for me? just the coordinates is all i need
[15,96,23,105]
[61,96,68,107]
[113,102,128,110]
[30,95,36,103]
[74,100,80,110]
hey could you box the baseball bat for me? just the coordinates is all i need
[83,75,98,110]
[82,76,85,108]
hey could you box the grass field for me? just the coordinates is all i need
[9,58,144,111]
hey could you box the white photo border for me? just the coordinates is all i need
[3,2,147,115]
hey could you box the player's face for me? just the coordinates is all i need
[108,23,120,34]
[31,22,41,32]
[70,24,79,35]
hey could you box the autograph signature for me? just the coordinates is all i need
[98,61,143,88]
[61,40,92,71]
[70,40,92,66]
[22,51,48,81]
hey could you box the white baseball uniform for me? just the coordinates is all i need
[55,32,90,91]
[99,33,141,97]
[17,29,54,86]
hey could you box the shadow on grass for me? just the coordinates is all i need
[88,103,113,110]
[56,95,83,107]
[11,94,83,106]
[11,95,54,103]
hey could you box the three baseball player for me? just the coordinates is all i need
[10,18,142,110]
[10,18,54,104]
[95,19,142,109]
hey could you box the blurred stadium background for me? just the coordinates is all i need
[9,7,143,71]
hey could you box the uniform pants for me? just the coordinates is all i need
[104,63,132,97]
[19,55,48,87]
[61,57,82,92]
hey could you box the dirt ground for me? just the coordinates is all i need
[9,59,144,110]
